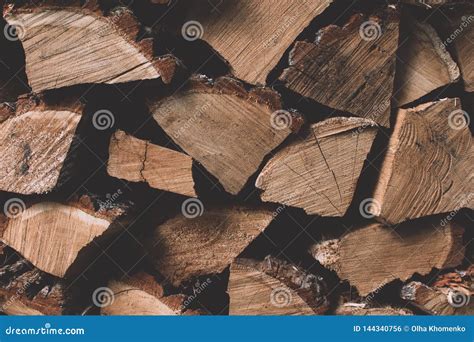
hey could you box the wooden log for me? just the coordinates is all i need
[401,267,474,315]
[335,303,412,315]
[228,256,328,315]
[3,3,177,92]
[309,220,465,296]
[101,272,202,315]
[0,195,131,278]
[394,14,460,106]
[107,130,196,197]
[402,0,466,7]
[186,0,332,85]
[256,117,378,217]
[148,76,303,195]
[279,9,399,127]
[371,98,473,224]
[145,206,274,286]
[0,95,83,194]
[0,243,71,315]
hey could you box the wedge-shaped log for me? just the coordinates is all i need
[371,98,473,224]
[3,3,177,92]
[309,220,465,296]
[228,256,328,315]
[148,76,302,194]
[146,206,274,286]
[108,130,196,197]
[188,0,332,85]
[335,303,412,316]
[0,95,82,194]
[279,9,399,127]
[256,117,377,217]
[394,15,459,106]
[0,196,131,278]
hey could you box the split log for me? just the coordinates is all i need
[101,272,202,315]
[371,98,473,224]
[335,303,412,315]
[402,0,466,7]
[145,206,274,286]
[0,243,71,315]
[3,3,177,92]
[228,256,328,315]
[401,267,474,315]
[107,130,196,197]
[0,195,131,278]
[0,95,83,194]
[309,220,465,296]
[148,76,303,194]
[256,117,378,217]
[279,9,399,127]
[394,15,460,106]
[187,0,332,85]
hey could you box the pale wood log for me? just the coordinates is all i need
[394,15,460,106]
[187,0,332,85]
[0,195,130,278]
[228,256,328,315]
[309,220,465,296]
[148,76,303,195]
[146,206,274,286]
[0,95,82,194]
[256,117,377,217]
[3,3,177,92]
[107,130,196,197]
[279,9,399,127]
[371,98,473,224]
[335,303,412,315]
[401,266,474,315]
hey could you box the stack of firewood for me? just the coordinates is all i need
[0,0,472,316]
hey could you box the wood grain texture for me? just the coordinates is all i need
[0,96,82,194]
[4,5,175,92]
[228,256,328,315]
[372,98,473,224]
[335,303,412,315]
[148,76,302,194]
[401,267,474,315]
[256,117,378,217]
[146,206,274,286]
[107,130,196,197]
[0,196,128,278]
[309,220,465,296]
[189,0,332,85]
[394,15,460,105]
[279,10,399,127]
